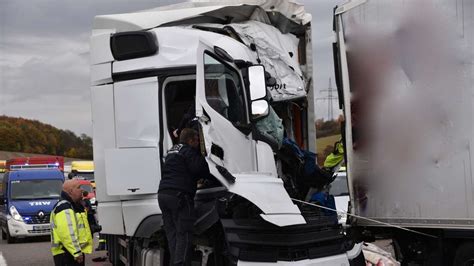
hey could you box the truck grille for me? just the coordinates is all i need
[24,214,50,224]
[221,218,352,262]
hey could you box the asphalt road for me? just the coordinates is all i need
[0,234,111,266]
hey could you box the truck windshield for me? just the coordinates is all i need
[74,172,94,181]
[10,179,62,200]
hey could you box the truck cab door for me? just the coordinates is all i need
[195,45,305,226]
[196,46,257,176]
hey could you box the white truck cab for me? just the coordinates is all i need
[91,1,363,265]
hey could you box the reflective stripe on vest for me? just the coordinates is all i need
[64,209,81,254]
[50,200,69,249]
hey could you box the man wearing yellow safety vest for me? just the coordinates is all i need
[50,179,93,265]
[323,139,344,172]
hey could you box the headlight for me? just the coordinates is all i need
[90,197,96,205]
[9,205,23,221]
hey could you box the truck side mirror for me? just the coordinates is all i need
[251,100,269,120]
[248,65,267,101]
[248,65,270,121]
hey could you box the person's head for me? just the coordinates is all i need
[63,179,83,203]
[179,128,200,148]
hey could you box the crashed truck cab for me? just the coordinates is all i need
[90,1,362,265]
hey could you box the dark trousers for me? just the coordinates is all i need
[53,252,84,266]
[158,191,195,266]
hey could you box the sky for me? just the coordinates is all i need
[0,0,343,135]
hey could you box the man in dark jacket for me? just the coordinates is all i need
[81,191,101,238]
[158,128,211,266]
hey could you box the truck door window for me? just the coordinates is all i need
[204,53,246,126]
[165,79,196,129]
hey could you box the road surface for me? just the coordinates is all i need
[0,234,111,266]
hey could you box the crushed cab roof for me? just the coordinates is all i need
[93,0,311,33]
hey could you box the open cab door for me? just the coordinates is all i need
[195,43,257,182]
[195,42,305,226]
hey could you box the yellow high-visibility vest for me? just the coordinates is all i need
[324,141,345,169]
[50,200,93,257]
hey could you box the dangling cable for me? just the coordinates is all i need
[291,198,438,239]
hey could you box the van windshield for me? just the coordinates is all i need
[10,179,62,200]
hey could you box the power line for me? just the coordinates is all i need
[316,78,338,121]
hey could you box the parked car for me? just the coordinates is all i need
[330,167,350,225]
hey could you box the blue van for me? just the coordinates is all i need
[0,169,63,243]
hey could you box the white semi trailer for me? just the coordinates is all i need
[334,0,474,265]
[90,0,363,265]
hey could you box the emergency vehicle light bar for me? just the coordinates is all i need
[9,163,60,171]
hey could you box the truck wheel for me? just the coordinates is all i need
[454,242,474,266]
[1,228,6,240]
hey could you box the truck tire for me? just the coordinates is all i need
[453,242,474,266]
[1,228,6,240]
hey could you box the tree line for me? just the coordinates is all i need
[315,115,343,139]
[0,114,342,160]
[0,115,92,159]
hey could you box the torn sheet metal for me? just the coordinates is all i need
[228,21,307,101]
